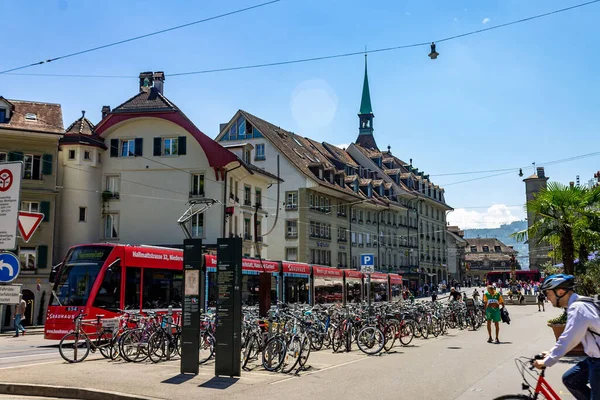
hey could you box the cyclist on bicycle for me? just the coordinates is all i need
[533,274,600,400]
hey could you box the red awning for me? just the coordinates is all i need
[369,272,388,281]
[242,259,279,273]
[389,274,403,285]
[282,262,311,275]
[312,266,343,278]
[344,270,363,280]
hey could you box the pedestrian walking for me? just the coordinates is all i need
[483,285,504,343]
[13,294,26,337]
[537,291,546,311]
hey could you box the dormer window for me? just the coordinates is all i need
[318,169,323,180]
[25,113,37,121]
[244,150,251,164]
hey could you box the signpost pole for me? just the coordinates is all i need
[180,238,202,375]
[367,273,372,316]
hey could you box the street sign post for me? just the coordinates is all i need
[0,252,20,284]
[18,211,44,243]
[0,162,23,250]
[180,238,202,375]
[360,254,374,315]
[0,284,22,304]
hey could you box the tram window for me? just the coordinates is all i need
[142,269,183,309]
[125,267,141,310]
[93,261,121,311]
[285,277,309,303]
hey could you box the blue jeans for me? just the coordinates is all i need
[563,357,600,400]
[14,314,25,336]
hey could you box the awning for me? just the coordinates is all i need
[312,265,343,279]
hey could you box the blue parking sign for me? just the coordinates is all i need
[0,252,20,283]
[360,253,374,273]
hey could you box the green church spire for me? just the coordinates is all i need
[359,54,373,115]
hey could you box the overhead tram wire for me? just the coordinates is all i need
[0,0,282,75]
[4,0,600,78]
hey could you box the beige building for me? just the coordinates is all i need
[0,97,63,331]
[56,72,279,261]
[446,226,467,281]
[464,238,518,284]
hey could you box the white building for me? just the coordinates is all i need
[56,72,279,261]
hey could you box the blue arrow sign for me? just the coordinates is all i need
[0,252,20,283]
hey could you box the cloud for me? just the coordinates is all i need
[447,204,524,229]
[482,17,491,24]
[290,79,338,130]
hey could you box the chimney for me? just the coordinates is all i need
[153,71,165,94]
[570,181,575,188]
[139,71,153,92]
[101,106,111,119]
[536,167,545,178]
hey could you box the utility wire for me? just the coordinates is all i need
[0,0,281,75]
[4,0,599,78]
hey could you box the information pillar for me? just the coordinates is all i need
[215,237,242,377]
[180,238,202,374]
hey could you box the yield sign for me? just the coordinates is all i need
[18,211,44,243]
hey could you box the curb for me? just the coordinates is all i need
[0,382,163,400]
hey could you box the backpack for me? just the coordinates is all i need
[574,296,600,351]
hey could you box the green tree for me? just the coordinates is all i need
[513,182,600,275]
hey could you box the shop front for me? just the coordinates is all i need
[344,270,363,304]
[388,274,403,301]
[312,265,343,304]
[366,272,389,302]
[282,262,311,304]
[241,259,280,306]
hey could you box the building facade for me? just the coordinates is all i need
[464,238,518,284]
[0,97,63,331]
[446,226,467,282]
[216,58,452,289]
[56,72,279,262]
[523,167,552,270]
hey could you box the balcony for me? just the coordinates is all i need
[102,191,119,201]
[358,219,363,224]
[337,237,347,243]
[285,203,298,210]
[286,232,298,239]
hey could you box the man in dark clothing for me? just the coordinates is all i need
[450,288,462,302]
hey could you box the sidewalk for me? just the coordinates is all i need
[0,327,44,337]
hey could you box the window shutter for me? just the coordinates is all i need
[134,138,143,156]
[178,136,187,155]
[42,154,53,175]
[110,139,119,157]
[40,201,50,222]
[9,151,23,162]
[37,245,48,269]
[153,137,162,156]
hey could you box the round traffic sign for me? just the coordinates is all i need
[0,252,20,283]
[0,169,13,192]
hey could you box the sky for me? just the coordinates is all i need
[1,0,599,230]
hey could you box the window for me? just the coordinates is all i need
[325,198,330,212]
[93,262,122,311]
[243,218,252,240]
[142,269,183,309]
[191,174,204,196]
[0,109,5,123]
[79,207,86,222]
[68,150,76,160]
[286,220,297,237]
[244,186,251,206]
[255,143,265,160]
[338,252,347,267]
[84,151,91,160]
[255,188,262,207]
[162,138,178,156]
[285,248,297,261]
[19,247,36,271]
[351,232,357,245]
[25,113,37,121]
[125,267,141,310]
[244,150,251,164]
[494,246,501,252]
[191,213,204,238]
[104,213,119,238]
[337,226,347,241]
[286,191,298,209]
[105,175,120,194]
[470,246,477,253]
[309,194,314,209]
[98,153,102,163]
[23,154,42,180]
[21,201,39,212]
[0,152,6,162]
[120,139,135,157]
[482,246,489,253]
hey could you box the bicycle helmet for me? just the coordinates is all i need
[540,274,575,292]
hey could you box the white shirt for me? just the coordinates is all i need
[544,293,600,367]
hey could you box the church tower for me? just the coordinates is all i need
[355,55,378,150]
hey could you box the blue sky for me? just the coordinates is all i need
[2,0,599,229]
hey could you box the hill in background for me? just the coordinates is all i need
[463,220,529,270]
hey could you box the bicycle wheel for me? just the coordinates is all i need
[242,334,259,370]
[298,334,312,370]
[420,322,429,339]
[356,326,385,355]
[110,332,122,360]
[262,336,286,372]
[398,322,414,346]
[59,332,91,363]
[309,330,323,351]
[199,332,215,364]
[120,329,148,363]
[148,332,167,363]
[383,323,396,352]
[97,331,113,359]
[491,395,531,400]
[331,327,344,353]
[281,336,302,373]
